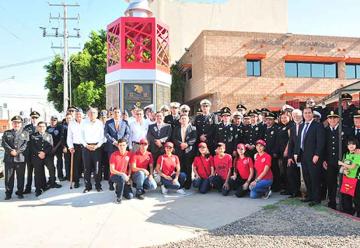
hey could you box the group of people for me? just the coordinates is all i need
[1,94,360,216]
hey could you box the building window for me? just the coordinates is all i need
[346,64,360,79]
[285,62,337,78]
[247,60,261,76]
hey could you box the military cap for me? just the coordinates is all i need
[265,112,277,119]
[169,102,180,108]
[200,99,211,106]
[50,116,58,120]
[243,113,251,119]
[67,106,77,111]
[11,115,23,122]
[220,107,231,116]
[341,93,352,101]
[159,104,170,112]
[327,110,340,118]
[313,111,321,119]
[144,104,154,112]
[30,111,40,118]
[108,107,115,112]
[236,104,247,110]
[248,110,258,116]
[232,111,243,118]
[75,108,83,114]
[180,104,190,112]
[100,110,108,117]
[261,108,270,114]
[354,109,360,118]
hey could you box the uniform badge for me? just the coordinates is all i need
[125,156,130,161]
[271,131,274,135]
[54,130,59,136]
[243,159,249,165]
[230,127,233,131]
[255,127,259,131]
[154,126,158,132]
[261,158,266,163]
[282,127,286,131]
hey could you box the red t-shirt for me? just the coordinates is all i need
[130,150,153,171]
[157,154,180,176]
[109,151,132,176]
[193,155,213,179]
[235,156,254,180]
[254,152,273,180]
[213,154,232,180]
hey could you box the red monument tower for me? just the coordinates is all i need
[105,0,171,111]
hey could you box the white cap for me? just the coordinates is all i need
[180,104,190,111]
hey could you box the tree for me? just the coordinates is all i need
[44,30,107,112]
[170,63,185,102]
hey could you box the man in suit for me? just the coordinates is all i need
[23,111,40,194]
[287,109,302,198]
[172,114,197,189]
[294,107,325,206]
[351,110,360,143]
[147,111,172,164]
[2,116,29,200]
[104,107,130,190]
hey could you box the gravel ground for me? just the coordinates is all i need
[150,199,360,248]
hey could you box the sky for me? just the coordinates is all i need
[0,0,360,115]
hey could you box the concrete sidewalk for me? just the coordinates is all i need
[0,179,285,248]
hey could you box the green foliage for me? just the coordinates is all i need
[44,30,107,112]
[170,63,185,102]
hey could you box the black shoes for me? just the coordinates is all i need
[309,201,320,207]
[109,184,115,191]
[96,187,103,192]
[115,197,122,204]
[83,188,91,193]
[5,195,11,200]
[301,198,311,203]
[74,182,80,188]
[23,188,32,194]
[280,190,291,195]
[59,177,66,182]
[35,190,42,197]
[51,183,62,188]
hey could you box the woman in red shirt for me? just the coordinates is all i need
[156,142,187,195]
[192,142,214,194]
[249,139,273,199]
[209,142,232,196]
[228,143,254,197]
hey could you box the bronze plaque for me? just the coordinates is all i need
[123,83,153,111]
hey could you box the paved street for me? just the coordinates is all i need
[0,178,285,248]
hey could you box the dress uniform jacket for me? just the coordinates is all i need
[343,104,357,128]
[1,129,28,163]
[194,113,218,152]
[215,122,236,154]
[232,124,244,147]
[276,123,292,157]
[164,114,180,130]
[242,124,265,147]
[264,124,279,156]
[47,124,63,153]
[30,132,53,159]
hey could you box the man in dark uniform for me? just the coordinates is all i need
[323,110,350,209]
[194,99,218,154]
[30,121,61,196]
[2,116,28,200]
[232,111,244,154]
[23,111,40,194]
[215,107,235,155]
[47,116,65,181]
[341,93,357,128]
[236,104,247,116]
[164,102,180,130]
[243,110,265,158]
[263,112,281,191]
[61,113,73,180]
[351,110,360,143]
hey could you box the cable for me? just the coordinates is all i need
[0,56,54,70]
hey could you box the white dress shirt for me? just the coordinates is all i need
[129,120,149,148]
[67,119,83,149]
[81,118,105,148]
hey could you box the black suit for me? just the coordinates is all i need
[147,122,172,164]
[295,120,325,203]
[172,124,197,189]
[23,123,36,191]
[287,122,301,195]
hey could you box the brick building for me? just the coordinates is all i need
[179,31,360,112]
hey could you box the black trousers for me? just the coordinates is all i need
[72,144,83,184]
[278,156,288,191]
[178,151,194,189]
[32,156,56,192]
[287,162,301,195]
[64,151,71,179]
[54,150,64,179]
[341,180,360,216]
[301,153,322,203]
[82,147,102,190]
[228,177,248,197]
[326,161,339,206]
[25,158,34,190]
[101,145,109,181]
[110,174,133,199]
[4,162,25,196]
[270,157,281,191]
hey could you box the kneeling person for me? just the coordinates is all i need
[130,138,157,200]
[109,139,133,204]
[192,142,214,194]
[210,142,232,196]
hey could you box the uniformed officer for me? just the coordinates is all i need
[263,112,280,191]
[62,113,73,180]
[164,102,180,129]
[232,111,244,153]
[351,109,360,143]
[242,110,265,158]
[323,110,350,209]
[23,111,40,194]
[47,116,65,181]
[194,99,218,154]
[30,121,61,197]
[215,107,236,155]
[341,93,358,128]
[236,104,247,116]
[2,116,28,200]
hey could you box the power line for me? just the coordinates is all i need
[0,57,54,70]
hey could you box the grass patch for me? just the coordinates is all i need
[262,204,279,211]
[280,198,304,206]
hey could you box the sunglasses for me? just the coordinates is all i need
[68,110,75,112]
[140,143,148,145]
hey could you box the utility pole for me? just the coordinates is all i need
[40,2,80,113]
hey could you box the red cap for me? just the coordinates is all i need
[237,143,246,151]
[198,142,208,148]
[164,142,174,148]
[139,138,148,145]
[256,139,267,147]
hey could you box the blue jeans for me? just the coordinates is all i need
[192,178,211,194]
[110,174,133,200]
[161,173,187,190]
[250,179,273,199]
[132,171,157,192]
